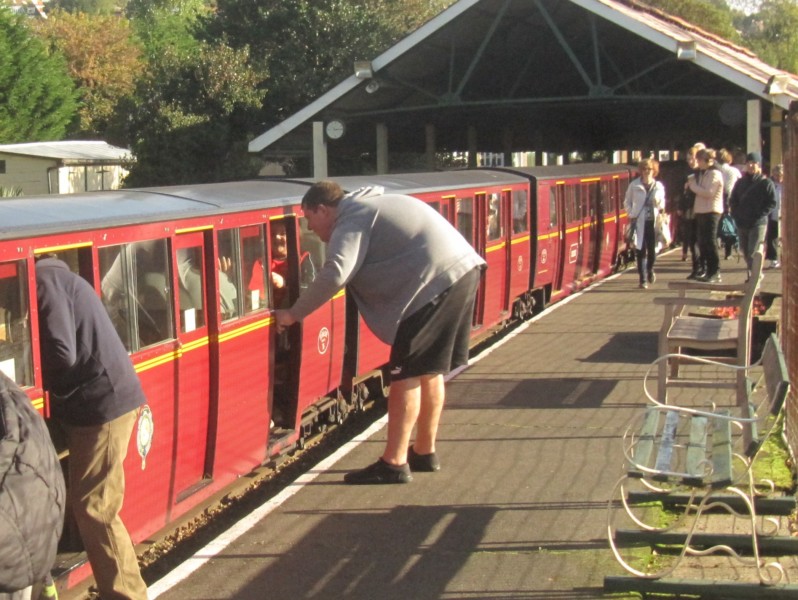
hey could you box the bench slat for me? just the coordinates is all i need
[629,408,660,478]
[652,411,680,479]
[683,416,707,486]
[710,410,733,488]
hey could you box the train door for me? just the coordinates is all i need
[551,183,566,293]
[480,191,510,325]
[172,231,211,498]
[585,179,602,276]
[456,194,485,328]
[269,216,301,433]
[499,190,512,312]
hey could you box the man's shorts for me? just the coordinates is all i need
[389,268,481,381]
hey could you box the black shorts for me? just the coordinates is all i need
[389,268,480,381]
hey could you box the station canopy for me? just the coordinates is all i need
[249,0,798,161]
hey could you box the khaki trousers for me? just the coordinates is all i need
[65,410,147,600]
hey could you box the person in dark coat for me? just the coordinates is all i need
[35,257,148,600]
[0,372,65,600]
[728,152,777,278]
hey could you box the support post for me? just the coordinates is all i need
[376,123,389,174]
[747,99,762,157]
[312,121,328,179]
[770,105,784,168]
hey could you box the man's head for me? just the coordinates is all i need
[301,180,345,242]
[745,152,762,175]
[772,163,784,182]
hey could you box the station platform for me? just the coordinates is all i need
[145,250,786,600]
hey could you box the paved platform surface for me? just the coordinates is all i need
[147,251,787,600]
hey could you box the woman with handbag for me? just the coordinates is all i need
[624,158,666,289]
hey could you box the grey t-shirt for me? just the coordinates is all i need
[289,187,485,344]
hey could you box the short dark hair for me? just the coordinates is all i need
[302,180,344,210]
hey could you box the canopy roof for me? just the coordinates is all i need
[250,0,798,159]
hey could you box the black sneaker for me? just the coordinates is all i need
[408,446,440,472]
[647,272,656,284]
[344,459,412,484]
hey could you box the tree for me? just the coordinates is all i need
[49,0,120,16]
[740,0,798,73]
[121,42,266,186]
[32,10,145,137]
[0,8,79,143]
[127,0,209,64]
[202,0,451,128]
[643,0,741,43]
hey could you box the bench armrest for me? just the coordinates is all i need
[667,281,746,293]
[652,297,741,308]
[643,353,757,421]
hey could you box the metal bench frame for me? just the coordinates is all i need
[607,333,793,586]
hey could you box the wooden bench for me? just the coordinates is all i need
[653,251,764,406]
[606,333,796,591]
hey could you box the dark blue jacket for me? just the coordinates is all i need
[729,173,777,229]
[35,258,145,426]
[0,372,65,593]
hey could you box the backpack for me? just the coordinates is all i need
[0,373,65,593]
[718,213,737,242]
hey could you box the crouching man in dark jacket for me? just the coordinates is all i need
[35,257,148,600]
[0,372,65,600]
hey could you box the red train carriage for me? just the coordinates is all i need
[486,165,632,309]
[0,164,632,593]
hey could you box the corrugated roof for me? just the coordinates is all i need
[0,141,132,162]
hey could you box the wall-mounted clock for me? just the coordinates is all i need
[325,120,346,140]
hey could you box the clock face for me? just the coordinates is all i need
[325,120,345,140]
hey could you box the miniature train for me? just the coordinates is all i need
[0,163,632,589]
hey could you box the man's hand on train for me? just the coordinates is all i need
[274,309,296,333]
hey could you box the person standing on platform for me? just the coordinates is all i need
[686,148,724,283]
[679,143,703,277]
[274,181,485,484]
[718,148,742,260]
[765,163,783,269]
[730,152,777,278]
[35,257,148,600]
[624,158,666,289]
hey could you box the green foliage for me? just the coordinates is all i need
[739,0,798,74]
[644,0,742,43]
[50,0,121,16]
[0,8,79,143]
[127,0,209,63]
[202,0,447,127]
[121,42,266,186]
[33,10,145,137]
[0,186,23,197]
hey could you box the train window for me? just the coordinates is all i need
[512,190,528,234]
[487,193,502,241]
[456,197,474,245]
[176,246,206,333]
[0,261,32,387]
[241,225,268,313]
[588,183,598,217]
[216,229,241,321]
[298,219,320,292]
[100,239,175,351]
[549,188,557,228]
